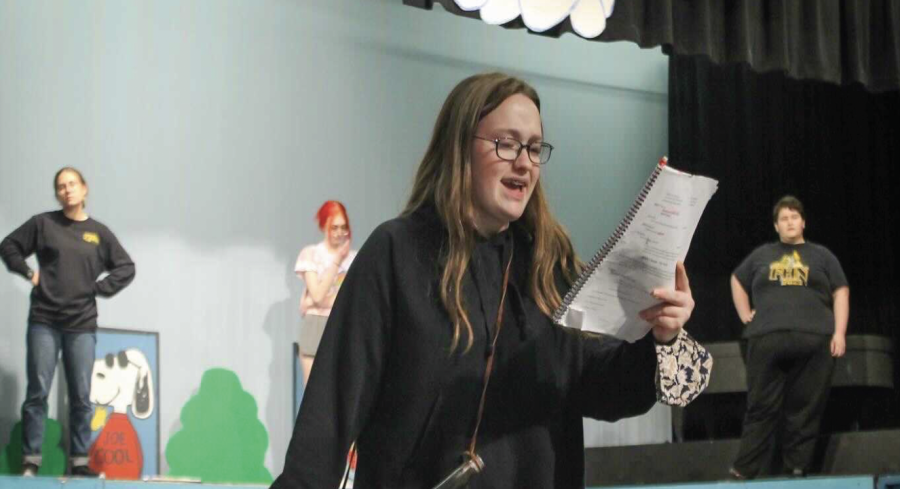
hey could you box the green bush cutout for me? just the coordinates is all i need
[165,368,272,484]
[0,418,66,475]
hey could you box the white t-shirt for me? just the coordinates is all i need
[295,241,357,316]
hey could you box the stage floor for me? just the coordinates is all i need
[2,474,899,489]
[0,475,266,488]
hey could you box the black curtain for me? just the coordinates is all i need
[405,0,900,93]
[669,52,900,353]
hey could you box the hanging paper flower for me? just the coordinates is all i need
[453,0,615,38]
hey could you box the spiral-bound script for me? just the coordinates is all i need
[553,158,718,342]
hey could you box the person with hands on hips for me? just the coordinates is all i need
[729,195,849,479]
[0,167,135,478]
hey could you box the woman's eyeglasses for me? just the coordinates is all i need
[473,136,554,165]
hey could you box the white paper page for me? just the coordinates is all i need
[559,164,718,341]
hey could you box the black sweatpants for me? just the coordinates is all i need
[733,331,835,477]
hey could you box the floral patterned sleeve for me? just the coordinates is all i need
[655,329,713,407]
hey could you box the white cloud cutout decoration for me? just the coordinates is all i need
[453,0,615,38]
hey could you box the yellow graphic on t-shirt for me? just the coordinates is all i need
[769,251,809,286]
[82,232,100,245]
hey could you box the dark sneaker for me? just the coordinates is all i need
[790,468,807,478]
[21,462,39,477]
[71,465,99,478]
[728,467,746,480]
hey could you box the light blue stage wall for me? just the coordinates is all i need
[0,0,669,477]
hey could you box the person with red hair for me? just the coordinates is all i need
[294,200,356,384]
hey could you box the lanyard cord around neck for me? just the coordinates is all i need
[466,244,514,458]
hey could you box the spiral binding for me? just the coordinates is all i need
[552,163,666,324]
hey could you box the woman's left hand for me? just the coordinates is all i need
[639,261,695,343]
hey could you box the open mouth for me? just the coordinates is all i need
[501,178,527,194]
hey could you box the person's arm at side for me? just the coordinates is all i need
[731,275,755,325]
[831,286,850,357]
[824,249,850,358]
[273,227,394,489]
[0,217,39,283]
[95,229,135,297]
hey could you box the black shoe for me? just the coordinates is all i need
[790,468,807,478]
[21,462,39,477]
[71,465,99,478]
[728,467,746,480]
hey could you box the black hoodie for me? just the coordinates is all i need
[273,206,658,489]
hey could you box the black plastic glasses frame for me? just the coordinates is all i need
[473,136,554,165]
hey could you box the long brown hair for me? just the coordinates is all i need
[403,73,580,353]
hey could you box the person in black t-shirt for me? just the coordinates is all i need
[729,195,849,479]
[0,167,135,478]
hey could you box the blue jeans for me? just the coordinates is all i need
[22,323,96,466]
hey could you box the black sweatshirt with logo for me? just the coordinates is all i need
[1,211,135,331]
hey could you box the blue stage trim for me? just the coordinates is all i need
[878,475,900,489]
[587,475,875,489]
[3,474,894,489]
[0,475,266,488]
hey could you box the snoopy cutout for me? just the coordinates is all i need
[88,348,155,479]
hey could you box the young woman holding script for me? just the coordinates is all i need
[729,196,849,479]
[273,73,709,489]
